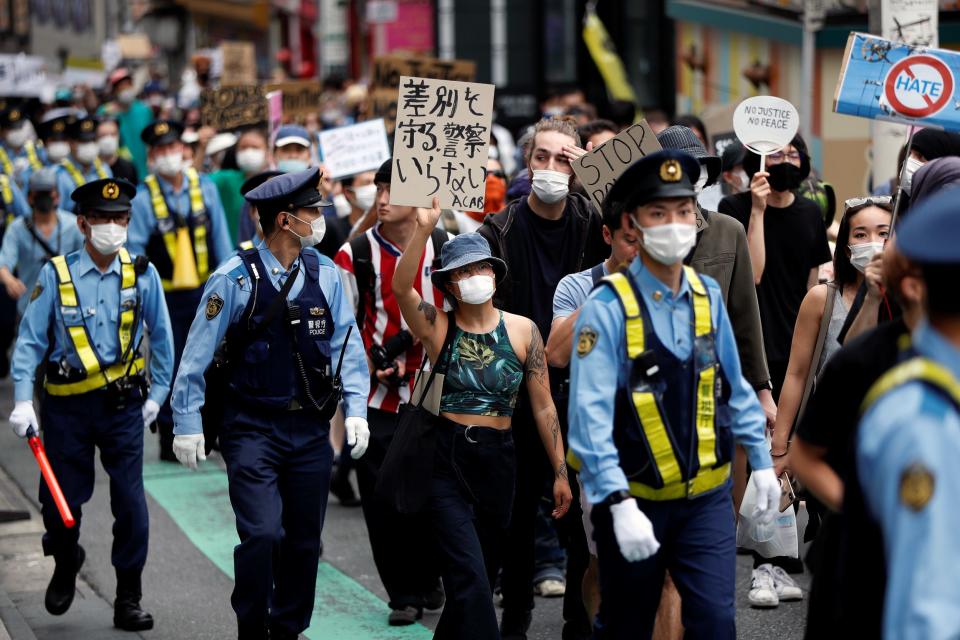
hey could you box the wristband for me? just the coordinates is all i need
[600,490,632,507]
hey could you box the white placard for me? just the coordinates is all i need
[0,55,48,97]
[733,96,799,160]
[319,119,391,180]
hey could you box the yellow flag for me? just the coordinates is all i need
[582,7,637,103]
[171,227,200,290]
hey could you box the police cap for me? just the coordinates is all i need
[39,109,76,140]
[897,189,960,265]
[244,166,331,213]
[240,170,284,197]
[0,106,26,129]
[70,115,98,142]
[602,149,700,218]
[140,120,184,146]
[71,178,137,214]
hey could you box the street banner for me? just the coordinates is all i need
[389,76,495,209]
[319,119,391,179]
[367,55,476,133]
[733,96,799,171]
[265,81,323,118]
[571,121,660,214]
[200,86,267,130]
[220,41,256,86]
[0,54,47,97]
[834,32,960,130]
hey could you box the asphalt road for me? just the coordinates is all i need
[0,377,810,639]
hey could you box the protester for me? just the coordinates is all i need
[478,115,607,638]
[0,168,84,315]
[333,159,447,626]
[211,128,269,243]
[719,141,748,197]
[96,118,138,185]
[273,125,313,173]
[393,208,572,638]
[577,120,617,150]
[8,177,174,631]
[101,68,153,178]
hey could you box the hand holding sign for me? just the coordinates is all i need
[733,96,799,173]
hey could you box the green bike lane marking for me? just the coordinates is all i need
[142,461,432,640]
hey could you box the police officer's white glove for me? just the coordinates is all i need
[344,417,369,459]
[610,498,660,562]
[172,434,206,470]
[9,401,38,438]
[750,468,781,525]
[141,400,160,430]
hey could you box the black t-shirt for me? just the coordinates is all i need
[503,199,581,341]
[796,318,908,476]
[110,157,139,186]
[718,191,831,364]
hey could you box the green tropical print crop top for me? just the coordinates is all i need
[439,312,524,417]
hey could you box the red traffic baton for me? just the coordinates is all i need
[26,427,75,528]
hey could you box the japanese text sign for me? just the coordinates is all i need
[200,86,267,130]
[319,119,391,180]
[733,96,799,156]
[389,76,495,210]
[571,121,661,214]
[834,32,960,130]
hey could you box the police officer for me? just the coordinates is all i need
[567,150,781,639]
[55,116,112,213]
[128,119,233,460]
[170,167,370,640]
[855,190,960,638]
[7,177,174,631]
[0,104,46,185]
[236,169,282,250]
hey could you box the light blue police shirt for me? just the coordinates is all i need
[0,210,85,314]
[11,247,175,404]
[857,321,960,640]
[0,176,30,219]
[568,258,770,504]
[171,245,369,436]
[54,159,113,213]
[127,170,234,270]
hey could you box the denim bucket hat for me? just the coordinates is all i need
[430,232,508,289]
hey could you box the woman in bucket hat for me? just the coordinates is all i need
[392,197,572,638]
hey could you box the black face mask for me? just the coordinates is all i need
[766,163,804,192]
[33,193,55,213]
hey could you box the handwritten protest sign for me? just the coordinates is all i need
[0,55,47,97]
[571,121,661,214]
[220,42,256,85]
[389,76,495,209]
[319,119,391,179]
[733,96,799,172]
[265,81,323,118]
[367,55,476,133]
[200,86,267,130]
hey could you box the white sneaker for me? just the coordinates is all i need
[770,565,803,601]
[748,564,779,608]
[533,578,566,598]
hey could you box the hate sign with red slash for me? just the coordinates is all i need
[884,54,954,119]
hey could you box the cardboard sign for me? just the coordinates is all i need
[0,55,47,97]
[116,34,152,60]
[265,81,323,118]
[833,32,960,130]
[220,41,256,86]
[367,55,476,132]
[571,121,661,214]
[389,76,495,209]
[200,86,267,130]
[266,90,283,145]
[733,96,799,156]
[319,119,391,180]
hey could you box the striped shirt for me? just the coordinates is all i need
[334,224,444,413]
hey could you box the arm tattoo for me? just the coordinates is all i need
[555,461,568,481]
[549,410,560,451]
[418,300,438,325]
[525,320,548,386]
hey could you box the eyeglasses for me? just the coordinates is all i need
[767,151,802,162]
[844,195,893,215]
[451,261,493,280]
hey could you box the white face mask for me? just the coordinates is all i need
[733,168,749,193]
[277,159,309,173]
[352,183,377,211]
[901,156,924,195]
[332,194,352,218]
[693,167,709,194]
[76,142,99,165]
[236,148,266,174]
[5,126,28,149]
[88,222,127,256]
[531,169,570,204]
[288,212,326,248]
[46,141,70,163]
[155,153,183,177]
[117,88,136,105]
[848,241,884,273]
[97,135,119,158]
[634,220,697,265]
[455,274,496,305]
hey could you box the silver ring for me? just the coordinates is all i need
[464,426,478,444]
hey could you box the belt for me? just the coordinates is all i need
[440,416,512,444]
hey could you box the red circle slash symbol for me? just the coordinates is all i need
[884,54,954,118]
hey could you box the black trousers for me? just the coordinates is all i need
[554,467,592,637]
[354,407,439,610]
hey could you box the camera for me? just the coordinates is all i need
[369,330,414,386]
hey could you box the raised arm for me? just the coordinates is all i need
[391,196,447,360]
[747,172,770,284]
